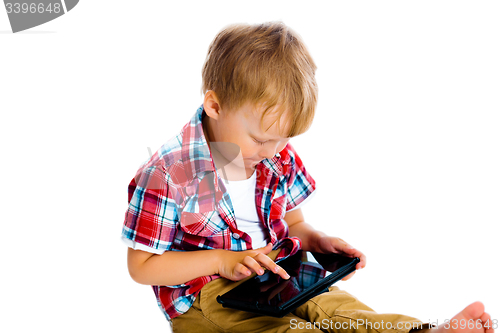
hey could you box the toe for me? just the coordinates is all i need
[461,302,485,320]
[480,312,494,333]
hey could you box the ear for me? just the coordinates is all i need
[203,90,221,120]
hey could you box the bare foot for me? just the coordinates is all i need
[434,302,495,333]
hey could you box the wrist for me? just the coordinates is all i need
[212,249,225,276]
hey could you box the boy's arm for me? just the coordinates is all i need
[285,208,367,276]
[127,247,219,286]
[127,243,290,286]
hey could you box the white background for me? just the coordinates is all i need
[1,1,499,332]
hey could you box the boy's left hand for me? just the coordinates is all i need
[316,236,366,281]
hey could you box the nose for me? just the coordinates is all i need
[259,143,281,160]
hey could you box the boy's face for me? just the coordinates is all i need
[203,102,291,173]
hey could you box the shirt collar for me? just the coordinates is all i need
[181,105,290,182]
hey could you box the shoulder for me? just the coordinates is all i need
[131,126,192,192]
[278,142,306,172]
[278,142,316,189]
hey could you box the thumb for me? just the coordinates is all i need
[255,242,273,254]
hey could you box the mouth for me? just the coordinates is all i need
[245,159,261,165]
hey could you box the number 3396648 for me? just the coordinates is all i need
[5,2,62,14]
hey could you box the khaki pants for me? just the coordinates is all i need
[171,250,432,333]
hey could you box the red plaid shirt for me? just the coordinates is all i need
[121,105,317,321]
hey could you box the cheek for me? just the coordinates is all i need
[240,140,260,157]
[240,142,256,156]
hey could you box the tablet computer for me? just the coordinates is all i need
[216,250,360,317]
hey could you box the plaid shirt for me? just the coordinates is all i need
[121,105,320,321]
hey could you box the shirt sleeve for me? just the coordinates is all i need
[286,188,317,212]
[285,144,317,212]
[121,163,180,255]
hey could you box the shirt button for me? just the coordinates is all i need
[276,153,281,158]
[232,233,240,240]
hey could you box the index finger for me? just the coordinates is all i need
[253,253,290,280]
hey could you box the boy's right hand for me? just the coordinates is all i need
[215,243,290,281]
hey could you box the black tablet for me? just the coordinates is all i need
[216,250,360,317]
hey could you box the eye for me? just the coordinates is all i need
[253,138,266,146]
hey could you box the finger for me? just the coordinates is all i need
[234,263,252,280]
[272,264,290,280]
[324,238,354,255]
[337,241,355,253]
[242,256,266,275]
[338,247,356,257]
[335,238,352,249]
[357,253,367,270]
[348,251,366,269]
[253,253,290,279]
[340,248,366,270]
[341,247,364,260]
[254,242,273,255]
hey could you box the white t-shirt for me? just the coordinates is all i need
[222,170,269,249]
[222,169,313,249]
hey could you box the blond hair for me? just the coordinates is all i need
[201,21,318,137]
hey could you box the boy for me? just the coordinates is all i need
[121,22,494,333]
